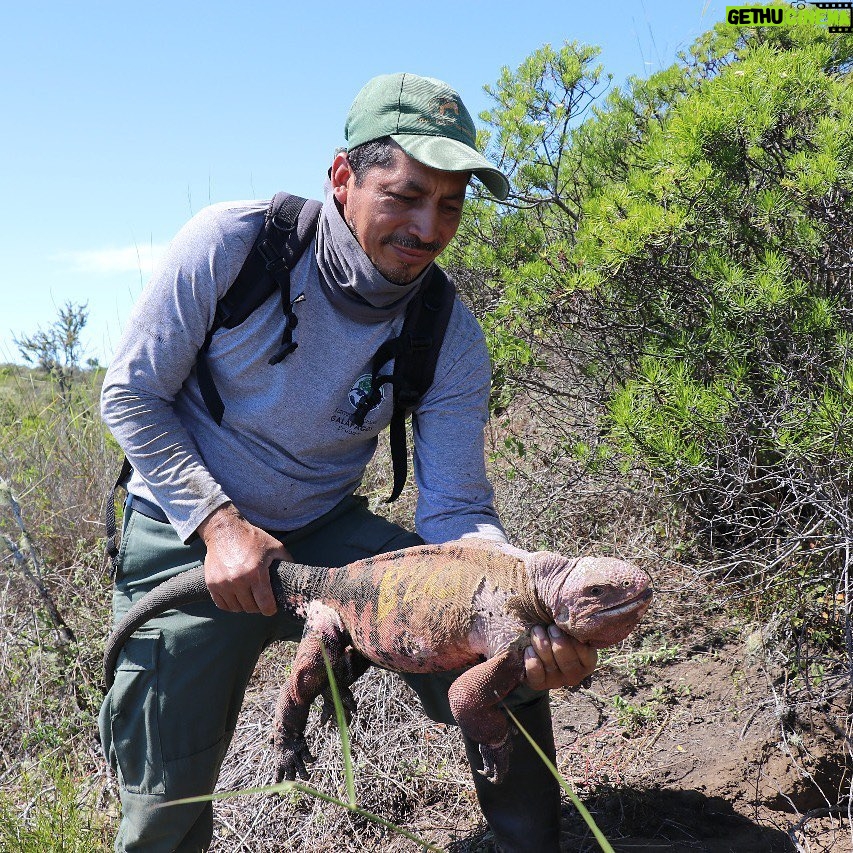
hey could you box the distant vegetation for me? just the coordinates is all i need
[12,301,98,398]
[0,360,117,850]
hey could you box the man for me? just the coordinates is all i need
[100,72,597,852]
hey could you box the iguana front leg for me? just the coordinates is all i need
[447,647,526,785]
[274,603,352,782]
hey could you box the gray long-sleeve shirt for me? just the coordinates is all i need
[102,188,506,545]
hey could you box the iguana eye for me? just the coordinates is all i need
[590,585,603,596]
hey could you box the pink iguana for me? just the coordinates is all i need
[103,539,652,784]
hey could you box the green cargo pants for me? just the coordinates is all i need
[99,495,550,852]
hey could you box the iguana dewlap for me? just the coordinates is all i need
[103,539,652,784]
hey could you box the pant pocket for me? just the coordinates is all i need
[105,628,166,795]
[164,732,233,801]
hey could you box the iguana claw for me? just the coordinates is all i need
[275,734,315,783]
[477,734,513,785]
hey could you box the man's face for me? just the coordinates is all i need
[331,146,468,284]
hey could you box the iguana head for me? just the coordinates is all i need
[534,554,653,649]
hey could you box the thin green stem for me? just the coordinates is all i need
[504,706,615,853]
[319,642,356,807]
[167,646,445,851]
[169,783,446,852]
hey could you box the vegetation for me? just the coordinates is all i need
[448,22,853,652]
[1,17,851,852]
[0,758,113,852]
[13,302,96,398]
[0,363,116,852]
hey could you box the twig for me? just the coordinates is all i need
[0,477,75,644]
[788,803,845,851]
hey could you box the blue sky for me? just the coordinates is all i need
[0,0,727,365]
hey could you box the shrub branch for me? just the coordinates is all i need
[0,478,75,645]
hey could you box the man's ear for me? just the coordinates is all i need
[330,152,352,206]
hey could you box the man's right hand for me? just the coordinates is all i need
[197,502,291,616]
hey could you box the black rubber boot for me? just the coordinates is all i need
[463,697,562,853]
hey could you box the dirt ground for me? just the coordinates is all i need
[537,572,853,853]
[212,570,852,853]
[548,640,850,852]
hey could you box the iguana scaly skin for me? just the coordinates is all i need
[104,539,652,784]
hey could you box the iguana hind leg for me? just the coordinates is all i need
[447,648,526,785]
[274,603,352,783]
[318,646,371,727]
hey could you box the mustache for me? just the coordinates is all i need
[383,234,444,254]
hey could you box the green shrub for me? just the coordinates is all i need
[0,759,112,852]
[448,27,853,649]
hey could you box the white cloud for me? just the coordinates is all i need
[55,243,168,275]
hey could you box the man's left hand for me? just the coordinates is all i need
[524,625,598,691]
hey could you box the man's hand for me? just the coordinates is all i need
[197,503,291,616]
[524,625,598,691]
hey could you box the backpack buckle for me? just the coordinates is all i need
[257,239,286,271]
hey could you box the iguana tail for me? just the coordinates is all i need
[103,560,317,691]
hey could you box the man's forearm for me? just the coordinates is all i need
[101,372,230,541]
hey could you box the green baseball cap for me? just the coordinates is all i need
[345,72,510,201]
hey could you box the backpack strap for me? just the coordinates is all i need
[196,193,322,424]
[104,194,321,571]
[104,455,133,574]
[387,265,456,502]
[350,264,456,502]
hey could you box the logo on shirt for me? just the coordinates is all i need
[330,374,387,436]
[348,374,385,412]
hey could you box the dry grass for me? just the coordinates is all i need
[212,661,484,852]
[0,364,850,851]
[0,368,116,850]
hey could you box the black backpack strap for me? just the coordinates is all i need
[196,193,322,424]
[392,265,456,413]
[350,264,456,502]
[104,455,133,574]
[265,194,322,365]
[106,195,320,570]
[387,265,455,502]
